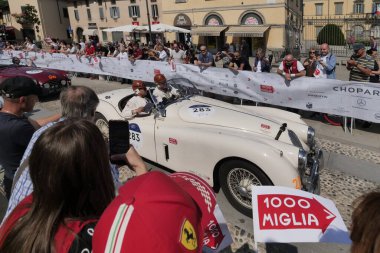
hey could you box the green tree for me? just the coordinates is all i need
[317,24,345,46]
[11,4,40,26]
[0,0,8,9]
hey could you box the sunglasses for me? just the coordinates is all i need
[309,51,315,54]
[200,50,206,52]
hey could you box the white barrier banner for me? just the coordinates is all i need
[1,50,380,123]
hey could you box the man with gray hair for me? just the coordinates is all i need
[3,85,120,221]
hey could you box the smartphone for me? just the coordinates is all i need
[109,120,130,165]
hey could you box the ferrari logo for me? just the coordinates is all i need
[180,219,198,250]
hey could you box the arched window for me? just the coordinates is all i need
[205,15,223,26]
[240,13,263,25]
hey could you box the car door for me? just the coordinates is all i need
[154,102,187,171]
[128,113,157,162]
[154,101,214,180]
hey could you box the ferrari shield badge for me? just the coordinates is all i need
[180,219,198,251]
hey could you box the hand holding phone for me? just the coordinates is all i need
[109,120,130,165]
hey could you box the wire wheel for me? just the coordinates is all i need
[219,160,272,217]
[95,113,109,142]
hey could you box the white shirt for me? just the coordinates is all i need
[318,55,328,78]
[26,42,37,51]
[153,87,179,103]
[170,49,185,63]
[256,60,262,72]
[80,42,85,51]
[121,95,149,118]
[159,50,168,62]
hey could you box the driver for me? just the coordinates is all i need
[121,80,150,118]
[12,57,20,66]
[152,74,179,103]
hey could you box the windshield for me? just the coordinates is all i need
[166,78,200,98]
[147,78,200,117]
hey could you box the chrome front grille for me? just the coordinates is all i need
[288,129,303,149]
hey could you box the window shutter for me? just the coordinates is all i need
[137,6,140,17]
[128,6,132,17]
[99,7,104,19]
[74,10,80,20]
[151,5,155,17]
[116,7,120,18]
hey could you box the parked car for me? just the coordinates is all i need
[0,64,71,97]
[95,78,323,217]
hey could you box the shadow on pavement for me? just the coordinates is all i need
[266,243,299,253]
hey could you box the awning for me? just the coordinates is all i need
[83,29,98,36]
[225,25,270,37]
[191,26,228,36]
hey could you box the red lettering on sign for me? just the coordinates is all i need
[260,85,275,93]
[257,194,336,232]
[132,21,140,25]
[169,138,177,145]
[203,220,224,249]
[261,123,270,130]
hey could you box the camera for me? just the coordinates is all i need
[314,50,320,57]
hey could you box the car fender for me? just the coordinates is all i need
[160,125,300,189]
[96,100,122,120]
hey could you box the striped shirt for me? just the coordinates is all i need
[349,54,375,82]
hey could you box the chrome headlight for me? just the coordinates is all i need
[43,83,50,89]
[298,148,307,170]
[61,80,67,85]
[307,126,316,148]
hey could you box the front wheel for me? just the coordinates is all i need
[219,160,272,217]
[95,113,109,142]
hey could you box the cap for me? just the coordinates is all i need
[93,171,230,253]
[154,73,166,84]
[0,76,41,99]
[353,43,365,51]
[131,80,146,91]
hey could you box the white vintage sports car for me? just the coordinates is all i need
[95,78,323,217]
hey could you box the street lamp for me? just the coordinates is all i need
[145,0,153,46]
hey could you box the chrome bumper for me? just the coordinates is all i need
[301,147,323,194]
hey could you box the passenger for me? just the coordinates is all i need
[0,119,147,253]
[121,80,150,118]
[152,73,179,103]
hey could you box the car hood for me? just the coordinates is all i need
[0,66,67,83]
[177,96,304,142]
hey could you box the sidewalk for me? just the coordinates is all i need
[302,113,380,183]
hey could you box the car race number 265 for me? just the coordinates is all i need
[129,123,143,149]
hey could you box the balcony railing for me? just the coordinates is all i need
[304,13,380,21]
